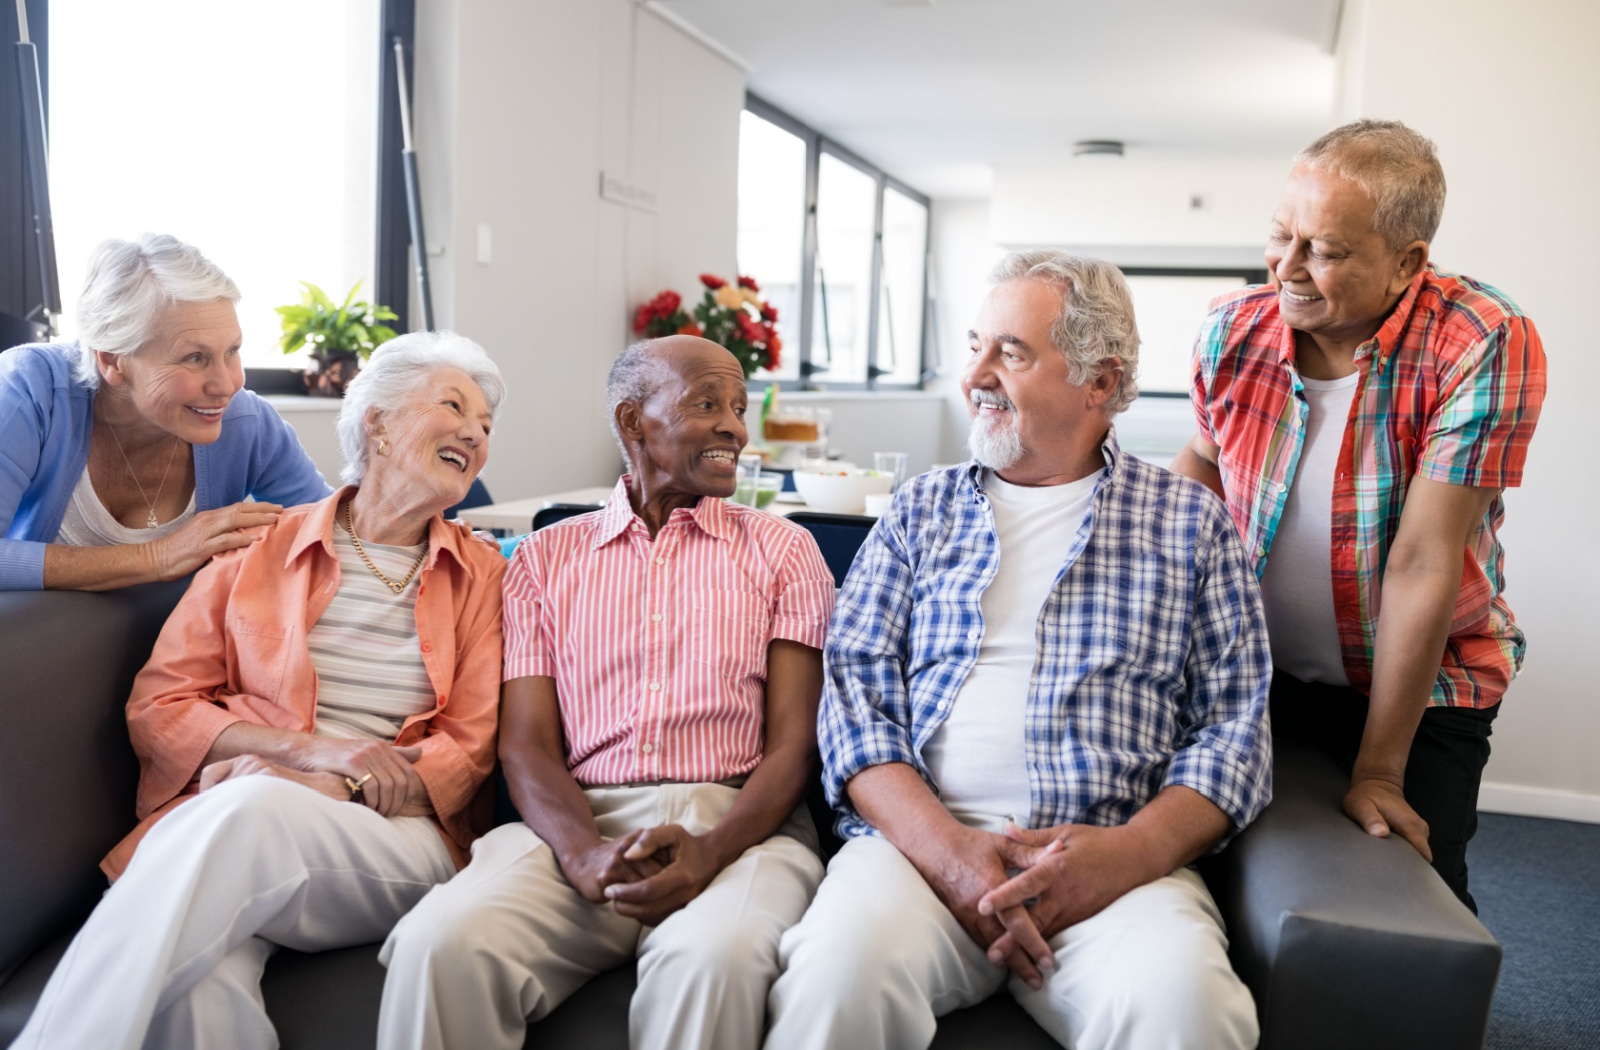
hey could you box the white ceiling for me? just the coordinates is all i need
[654,0,1343,198]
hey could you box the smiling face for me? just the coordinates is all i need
[366,365,493,515]
[98,298,244,444]
[1266,165,1427,358]
[623,337,748,500]
[962,278,1113,484]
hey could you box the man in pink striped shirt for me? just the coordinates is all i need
[380,336,836,1050]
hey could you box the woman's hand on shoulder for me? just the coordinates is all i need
[144,500,284,580]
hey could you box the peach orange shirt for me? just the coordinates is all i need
[104,489,505,879]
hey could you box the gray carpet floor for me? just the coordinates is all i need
[1474,812,1600,1050]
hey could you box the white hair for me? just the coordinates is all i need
[988,249,1141,415]
[336,330,507,485]
[73,234,241,388]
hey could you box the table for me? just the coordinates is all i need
[457,486,814,533]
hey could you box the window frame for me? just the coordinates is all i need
[1119,264,1268,399]
[742,93,930,392]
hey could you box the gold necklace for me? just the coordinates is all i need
[105,422,183,529]
[344,502,428,595]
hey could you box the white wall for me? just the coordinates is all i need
[413,0,744,499]
[1339,0,1600,820]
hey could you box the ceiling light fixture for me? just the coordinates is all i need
[1072,139,1125,158]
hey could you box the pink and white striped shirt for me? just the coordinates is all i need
[503,476,835,786]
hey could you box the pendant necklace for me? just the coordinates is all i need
[106,423,182,529]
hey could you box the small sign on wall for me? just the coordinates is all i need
[600,172,658,213]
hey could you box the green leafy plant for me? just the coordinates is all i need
[275,281,399,361]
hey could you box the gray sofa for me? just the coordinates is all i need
[0,582,1501,1049]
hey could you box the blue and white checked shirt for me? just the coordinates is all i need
[820,428,1273,841]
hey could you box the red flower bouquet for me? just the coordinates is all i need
[633,273,782,378]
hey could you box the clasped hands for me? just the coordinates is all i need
[926,820,1162,990]
[198,737,428,817]
[563,824,721,927]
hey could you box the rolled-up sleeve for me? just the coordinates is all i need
[1165,503,1274,838]
[819,512,921,812]
[1417,316,1546,491]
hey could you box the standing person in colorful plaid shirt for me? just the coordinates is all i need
[766,251,1272,1050]
[1174,120,1547,911]
[380,337,836,1050]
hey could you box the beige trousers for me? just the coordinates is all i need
[378,782,825,1050]
[764,834,1259,1050]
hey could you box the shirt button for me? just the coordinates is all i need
[967,630,980,641]
[641,743,655,754]
[650,613,663,622]
[936,700,949,711]
[1256,546,1266,557]
[654,557,666,565]
[1277,482,1288,494]
[648,681,661,692]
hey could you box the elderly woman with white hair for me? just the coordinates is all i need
[12,331,508,1050]
[0,233,330,591]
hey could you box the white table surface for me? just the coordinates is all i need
[458,486,815,531]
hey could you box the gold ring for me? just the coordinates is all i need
[355,772,374,786]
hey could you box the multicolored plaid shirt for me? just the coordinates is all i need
[1191,265,1546,709]
[819,430,1273,841]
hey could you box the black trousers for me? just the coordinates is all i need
[1269,670,1498,913]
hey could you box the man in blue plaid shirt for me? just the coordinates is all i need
[765,251,1272,1050]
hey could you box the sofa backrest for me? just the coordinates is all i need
[0,579,189,983]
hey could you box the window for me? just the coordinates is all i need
[1120,268,1267,395]
[736,95,930,390]
[47,0,378,370]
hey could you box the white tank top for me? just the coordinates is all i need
[54,466,196,547]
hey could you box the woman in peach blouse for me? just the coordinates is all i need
[14,331,507,1050]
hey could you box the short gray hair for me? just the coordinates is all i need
[1295,120,1446,248]
[606,340,672,469]
[336,330,506,485]
[73,234,241,388]
[988,249,1140,415]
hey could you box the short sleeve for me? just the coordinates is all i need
[1416,316,1546,490]
[770,528,835,650]
[502,536,555,680]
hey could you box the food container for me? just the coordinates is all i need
[792,468,894,515]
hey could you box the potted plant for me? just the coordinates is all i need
[275,282,399,397]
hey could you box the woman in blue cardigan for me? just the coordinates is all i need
[0,234,331,591]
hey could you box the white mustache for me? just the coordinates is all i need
[969,389,1014,410]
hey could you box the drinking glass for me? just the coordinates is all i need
[734,453,764,506]
[873,451,909,492]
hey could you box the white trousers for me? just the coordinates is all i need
[378,782,825,1050]
[764,835,1259,1050]
[11,775,454,1050]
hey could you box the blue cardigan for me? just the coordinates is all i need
[0,343,333,590]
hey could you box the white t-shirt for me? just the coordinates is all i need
[55,465,195,547]
[1258,371,1360,685]
[922,468,1101,832]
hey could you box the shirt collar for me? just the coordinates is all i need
[967,424,1122,499]
[590,474,736,550]
[286,486,472,572]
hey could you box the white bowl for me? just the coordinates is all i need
[793,468,893,515]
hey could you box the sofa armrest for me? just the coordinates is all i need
[1202,744,1501,1050]
[0,580,190,983]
